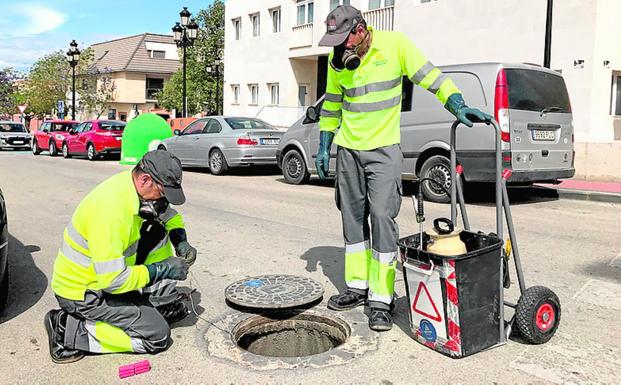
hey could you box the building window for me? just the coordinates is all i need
[145,78,164,100]
[269,83,280,105]
[231,84,240,104]
[148,50,166,59]
[331,0,350,11]
[612,73,621,116]
[271,8,281,33]
[369,0,394,9]
[249,84,259,105]
[233,18,241,40]
[296,0,314,26]
[250,13,260,37]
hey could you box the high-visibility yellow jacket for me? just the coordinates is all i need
[320,27,461,151]
[51,170,185,301]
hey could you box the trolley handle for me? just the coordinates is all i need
[449,118,503,241]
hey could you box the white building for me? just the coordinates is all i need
[224,0,621,181]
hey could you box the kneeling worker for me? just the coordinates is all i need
[45,150,197,363]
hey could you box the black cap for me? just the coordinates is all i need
[318,5,364,47]
[140,150,185,205]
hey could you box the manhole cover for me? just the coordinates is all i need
[224,274,324,309]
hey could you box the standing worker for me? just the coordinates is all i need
[45,150,198,363]
[316,5,492,331]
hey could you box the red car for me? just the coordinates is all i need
[32,120,79,156]
[61,120,125,160]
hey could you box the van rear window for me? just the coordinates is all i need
[505,69,571,113]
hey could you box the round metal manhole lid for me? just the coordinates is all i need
[224,275,324,310]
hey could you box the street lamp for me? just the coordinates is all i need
[172,7,199,118]
[66,40,81,120]
[207,58,223,115]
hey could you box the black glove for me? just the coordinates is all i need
[175,241,197,266]
[444,93,493,127]
[169,228,197,266]
[147,257,189,283]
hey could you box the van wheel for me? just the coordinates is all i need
[420,155,452,203]
[32,140,40,155]
[87,144,97,161]
[49,141,58,156]
[282,149,310,185]
[209,149,228,175]
[62,142,71,158]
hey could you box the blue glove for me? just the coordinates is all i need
[147,257,189,283]
[445,93,493,127]
[315,131,334,180]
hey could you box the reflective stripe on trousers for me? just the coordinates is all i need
[335,145,403,307]
[57,291,170,354]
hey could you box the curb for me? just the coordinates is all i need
[535,186,621,204]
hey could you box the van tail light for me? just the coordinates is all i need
[494,69,511,145]
[237,136,257,146]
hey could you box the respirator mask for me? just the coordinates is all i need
[330,25,368,72]
[138,197,169,221]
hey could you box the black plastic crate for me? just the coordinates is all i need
[398,231,503,358]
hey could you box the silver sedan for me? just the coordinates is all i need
[159,116,283,175]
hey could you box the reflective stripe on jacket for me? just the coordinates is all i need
[51,171,183,301]
[319,27,461,151]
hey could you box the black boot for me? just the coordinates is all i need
[44,310,85,364]
[369,308,393,331]
[156,301,189,324]
[327,290,367,311]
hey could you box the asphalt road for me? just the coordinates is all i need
[0,150,620,384]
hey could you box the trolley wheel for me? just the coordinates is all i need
[515,285,561,344]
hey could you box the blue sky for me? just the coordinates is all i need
[0,0,214,71]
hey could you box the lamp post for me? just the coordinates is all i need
[207,59,222,115]
[172,7,199,118]
[543,0,553,68]
[66,40,81,120]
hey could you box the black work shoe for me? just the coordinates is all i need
[44,310,85,364]
[327,290,367,311]
[157,301,189,324]
[369,308,393,332]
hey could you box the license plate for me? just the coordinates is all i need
[260,138,279,145]
[12,140,24,144]
[115,137,122,141]
[532,130,555,141]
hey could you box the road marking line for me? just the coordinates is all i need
[572,278,593,300]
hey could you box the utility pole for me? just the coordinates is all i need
[544,0,553,68]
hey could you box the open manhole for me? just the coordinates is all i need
[233,312,350,357]
[203,308,378,370]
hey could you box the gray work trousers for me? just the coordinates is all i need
[335,144,403,309]
[57,290,170,354]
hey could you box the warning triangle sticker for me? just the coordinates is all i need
[412,281,442,322]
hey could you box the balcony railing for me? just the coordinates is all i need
[363,6,394,31]
[290,23,313,49]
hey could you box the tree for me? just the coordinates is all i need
[0,68,21,118]
[79,68,117,119]
[157,0,224,116]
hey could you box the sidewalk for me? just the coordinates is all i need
[535,179,621,203]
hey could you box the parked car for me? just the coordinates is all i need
[62,120,125,160]
[31,120,79,156]
[0,121,30,151]
[159,116,284,175]
[0,187,8,312]
[277,62,575,202]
